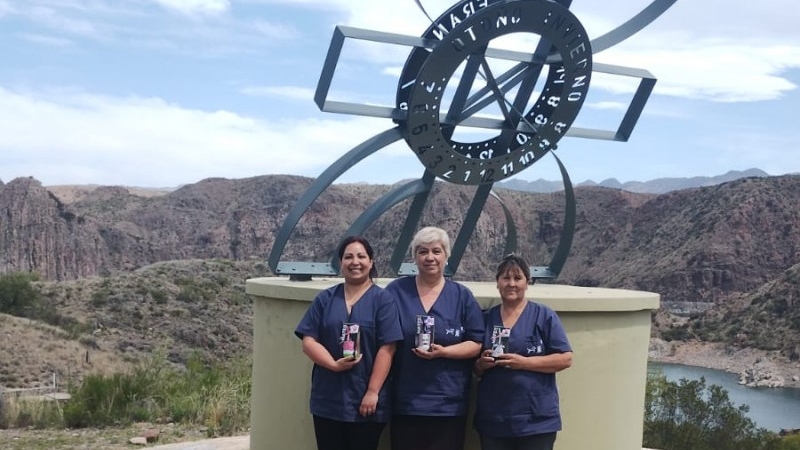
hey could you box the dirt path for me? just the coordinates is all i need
[0,424,247,450]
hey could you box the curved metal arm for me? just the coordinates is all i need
[330,177,433,274]
[267,127,403,275]
[530,151,576,279]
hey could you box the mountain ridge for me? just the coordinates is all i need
[499,168,770,194]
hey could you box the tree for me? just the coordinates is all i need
[644,375,780,450]
[0,272,42,318]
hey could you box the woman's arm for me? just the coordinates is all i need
[415,339,482,359]
[367,342,396,392]
[494,351,573,373]
[359,342,397,416]
[302,335,361,372]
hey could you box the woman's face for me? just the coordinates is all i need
[414,242,447,278]
[341,241,373,284]
[496,266,528,303]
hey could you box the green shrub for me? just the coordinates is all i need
[661,325,690,342]
[0,272,42,318]
[644,374,779,450]
[151,289,169,305]
[776,434,800,450]
[61,352,251,434]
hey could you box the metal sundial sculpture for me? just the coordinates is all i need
[268,0,675,280]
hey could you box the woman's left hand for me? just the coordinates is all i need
[412,343,449,359]
[494,353,526,370]
[359,391,379,417]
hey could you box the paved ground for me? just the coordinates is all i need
[150,435,249,450]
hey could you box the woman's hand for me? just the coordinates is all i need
[331,354,362,372]
[475,349,498,374]
[493,352,525,370]
[359,390,379,417]
[413,341,482,360]
[412,343,449,359]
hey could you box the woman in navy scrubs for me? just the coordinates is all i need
[385,226,485,450]
[295,236,403,450]
[474,254,573,450]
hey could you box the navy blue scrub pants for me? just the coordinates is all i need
[479,432,557,450]
[313,415,386,450]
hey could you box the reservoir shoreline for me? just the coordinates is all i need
[648,339,800,389]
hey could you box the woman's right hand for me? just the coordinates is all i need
[474,349,497,373]
[331,354,362,372]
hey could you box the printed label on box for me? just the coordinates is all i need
[491,326,511,358]
[341,323,361,359]
[415,315,435,351]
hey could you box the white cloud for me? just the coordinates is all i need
[27,5,101,37]
[240,85,314,101]
[3,0,286,56]
[150,0,230,16]
[598,43,800,102]
[0,87,394,186]
[247,19,299,39]
[17,32,73,46]
[303,1,800,104]
[587,101,627,111]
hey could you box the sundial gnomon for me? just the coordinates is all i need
[268,0,675,280]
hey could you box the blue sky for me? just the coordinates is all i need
[1,0,799,188]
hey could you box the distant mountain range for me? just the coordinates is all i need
[500,168,770,194]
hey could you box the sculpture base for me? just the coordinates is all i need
[246,277,659,450]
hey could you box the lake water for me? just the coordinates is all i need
[649,362,800,432]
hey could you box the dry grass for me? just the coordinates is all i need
[1,259,258,392]
[0,314,130,390]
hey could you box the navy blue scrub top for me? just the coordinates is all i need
[385,276,485,416]
[475,301,572,438]
[295,283,402,423]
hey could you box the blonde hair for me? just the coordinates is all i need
[411,226,451,259]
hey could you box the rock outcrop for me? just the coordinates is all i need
[737,356,789,388]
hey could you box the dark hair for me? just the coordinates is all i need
[495,253,532,283]
[337,236,379,279]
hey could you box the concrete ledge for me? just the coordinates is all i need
[246,277,659,312]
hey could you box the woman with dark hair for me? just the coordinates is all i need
[385,226,485,450]
[474,254,573,450]
[295,236,403,450]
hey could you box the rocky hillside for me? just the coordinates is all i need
[660,261,800,358]
[2,174,800,305]
[0,259,264,389]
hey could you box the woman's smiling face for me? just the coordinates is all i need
[341,241,373,283]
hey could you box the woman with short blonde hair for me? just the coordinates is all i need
[386,226,484,450]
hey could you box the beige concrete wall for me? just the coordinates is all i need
[247,277,659,450]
